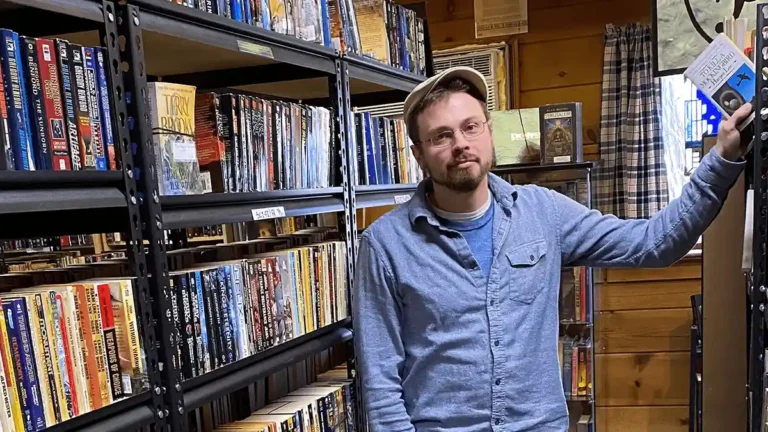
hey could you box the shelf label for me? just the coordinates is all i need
[252,206,286,221]
[237,40,274,59]
[393,194,412,204]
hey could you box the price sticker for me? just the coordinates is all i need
[251,206,286,221]
[393,194,412,204]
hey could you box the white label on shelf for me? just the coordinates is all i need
[172,137,198,162]
[237,40,275,59]
[252,206,286,221]
[394,194,412,204]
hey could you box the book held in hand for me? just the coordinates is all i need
[684,33,756,132]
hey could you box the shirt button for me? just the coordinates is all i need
[495,379,501,385]
[495,419,501,425]
[494,340,500,346]
[529,254,535,261]
[490,299,495,306]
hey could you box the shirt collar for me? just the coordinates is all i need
[407,172,517,228]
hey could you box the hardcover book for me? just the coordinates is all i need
[147,82,204,196]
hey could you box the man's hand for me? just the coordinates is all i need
[715,102,754,161]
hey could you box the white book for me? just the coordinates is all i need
[684,33,756,132]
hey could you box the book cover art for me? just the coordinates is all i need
[490,108,541,166]
[82,47,105,171]
[684,33,756,131]
[68,44,96,169]
[94,48,116,170]
[148,82,204,195]
[539,103,583,165]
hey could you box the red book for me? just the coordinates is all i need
[36,38,71,170]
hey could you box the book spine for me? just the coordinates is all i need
[20,37,51,170]
[0,65,13,170]
[97,284,123,400]
[54,293,79,417]
[9,298,46,431]
[94,48,116,170]
[179,274,197,378]
[32,293,59,425]
[194,271,210,374]
[218,267,234,364]
[0,299,25,432]
[72,285,100,410]
[117,280,145,394]
[82,47,105,171]
[68,44,95,169]
[85,284,111,406]
[1,30,34,170]
[36,39,71,170]
[54,40,81,170]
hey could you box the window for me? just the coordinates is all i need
[659,73,723,201]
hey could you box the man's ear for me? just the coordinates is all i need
[410,144,425,170]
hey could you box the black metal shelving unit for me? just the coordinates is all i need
[0,0,431,430]
[751,4,768,430]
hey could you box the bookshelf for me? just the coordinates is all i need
[0,0,432,431]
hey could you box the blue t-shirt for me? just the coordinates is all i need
[438,199,495,281]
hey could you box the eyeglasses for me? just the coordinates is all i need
[419,121,488,148]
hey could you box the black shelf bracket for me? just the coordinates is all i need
[115,1,184,430]
[752,4,768,430]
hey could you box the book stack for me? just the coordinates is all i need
[558,336,592,400]
[0,30,117,171]
[0,279,149,431]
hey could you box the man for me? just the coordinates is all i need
[352,66,749,431]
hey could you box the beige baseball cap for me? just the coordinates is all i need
[403,66,488,131]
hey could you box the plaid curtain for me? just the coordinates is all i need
[595,23,668,219]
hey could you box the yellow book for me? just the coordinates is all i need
[41,290,70,421]
[85,283,112,406]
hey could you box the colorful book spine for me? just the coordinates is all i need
[81,47,105,171]
[36,39,71,171]
[7,298,46,431]
[0,63,15,169]
[96,283,122,400]
[54,39,81,170]
[67,44,95,169]
[0,30,35,170]
[94,48,116,170]
[20,37,51,170]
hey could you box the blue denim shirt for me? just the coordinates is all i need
[352,149,743,432]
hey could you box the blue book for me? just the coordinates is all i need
[0,29,35,170]
[20,37,51,170]
[94,48,115,170]
[193,271,210,373]
[82,47,106,170]
[6,298,45,431]
[320,0,332,48]
[231,0,243,22]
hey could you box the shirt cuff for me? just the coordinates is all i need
[694,147,746,189]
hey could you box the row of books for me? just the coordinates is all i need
[166,0,427,76]
[202,365,357,432]
[150,82,336,196]
[1,235,93,253]
[168,241,348,380]
[0,31,116,172]
[0,279,148,432]
[353,112,423,186]
[559,336,592,399]
[560,267,589,324]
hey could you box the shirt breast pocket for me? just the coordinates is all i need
[505,239,548,305]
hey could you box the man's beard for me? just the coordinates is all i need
[425,155,492,193]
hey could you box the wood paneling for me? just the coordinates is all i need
[598,279,701,311]
[519,35,605,91]
[597,309,692,353]
[595,352,690,406]
[596,406,689,431]
[604,259,702,283]
[429,0,650,49]
[519,84,602,145]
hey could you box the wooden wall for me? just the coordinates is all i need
[408,0,652,162]
[594,259,702,431]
